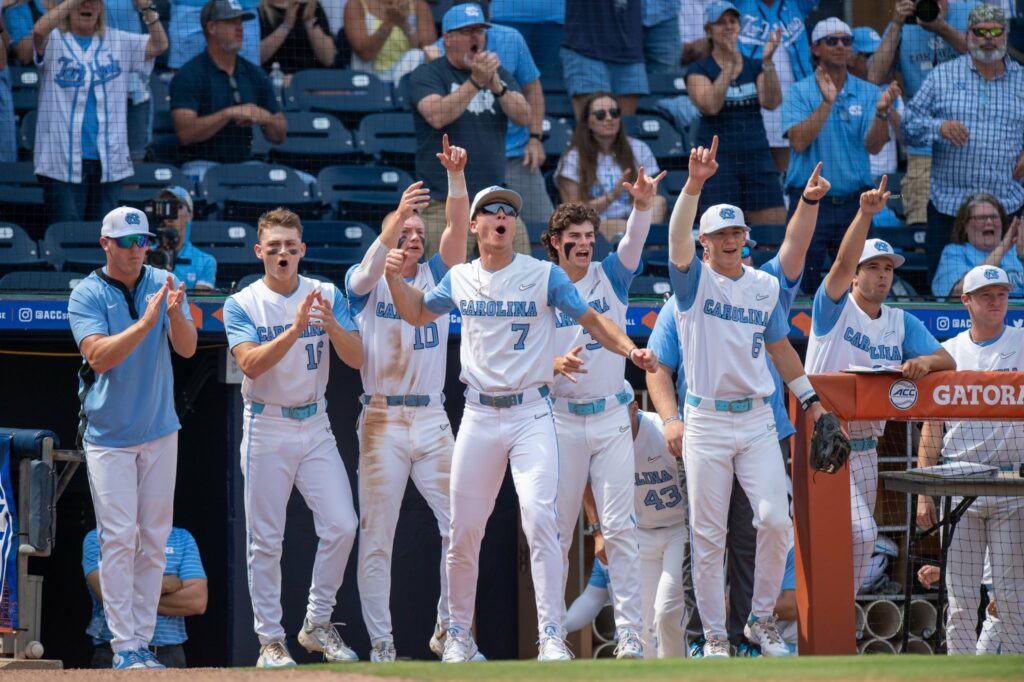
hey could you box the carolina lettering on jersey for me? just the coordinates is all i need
[634,469,675,486]
[375,302,402,320]
[702,298,772,326]
[842,326,902,361]
[555,297,610,328]
[255,323,326,343]
[459,299,538,317]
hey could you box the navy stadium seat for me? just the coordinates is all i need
[301,220,377,279]
[541,116,573,167]
[663,170,688,197]
[630,275,672,299]
[317,164,414,223]
[41,222,105,272]
[0,270,88,291]
[10,67,40,114]
[150,71,171,113]
[252,111,357,173]
[355,112,417,170]
[748,224,788,249]
[525,222,548,245]
[622,114,686,168]
[638,72,687,115]
[0,162,47,238]
[286,69,393,126]
[393,72,414,111]
[0,222,46,275]
[17,109,36,154]
[118,163,192,205]
[187,220,259,287]
[543,92,575,119]
[199,163,322,222]
[870,225,929,291]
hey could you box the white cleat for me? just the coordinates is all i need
[614,628,644,659]
[537,625,573,661]
[297,618,358,662]
[370,640,397,662]
[702,634,731,658]
[256,640,296,668]
[432,622,486,661]
[744,615,791,657]
[441,627,478,663]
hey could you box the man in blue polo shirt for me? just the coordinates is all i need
[84,526,208,668]
[152,186,218,290]
[67,206,198,670]
[782,17,900,293]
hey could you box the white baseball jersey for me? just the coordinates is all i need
[423,254,590,393]
[552,253,637,398]
[347,253,450,395]
[939,326,1024,468]
[804,283,941,438]
[223,276,358,405]
[632,411,685,530]
[667,258,790,400]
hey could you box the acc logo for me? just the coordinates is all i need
[125,212,141,225]
[719,207,736,220]
[889,379,918,410]
[984,268,1000,281]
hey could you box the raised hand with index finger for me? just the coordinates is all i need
[436,133,468,173]
[802,162,832,202]
[859,174,891,216]
[688,135,719,183]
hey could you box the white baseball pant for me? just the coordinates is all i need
[447,394,564,639]
[553,404,642,636]
[240,407,358,645]
[637,522,688,658]
[849,445,879,594]
[683,400,790,639]
[84,431,177,653]
[356,401,453,646]
[945,496,1024,655]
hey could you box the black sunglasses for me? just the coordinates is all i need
[478,202,519,218]
[817,35,853,47]
[227,74,242,105]
[591,107,621,121]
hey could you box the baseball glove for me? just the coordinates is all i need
[810,412,851,474]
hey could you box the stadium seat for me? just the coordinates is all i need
[541,116,573,167]
[302,220,377,249]
[663,170,688,197]
[544,92,576,119]
[252,111,358,173]
[0,270,87,291]
[540,72,567,96]
[638,71,687,115]
[150,71,171,113]
[0,222,46,275]
[0,162,47,238]
[643,226,671,277]
[629,275,672,299]
[41,222,106,272]
[10,66,40,114]
[199,163,322,222]
[748,224,788,249]
[622,114,686,168]
[317,165,414,224]
[354,112,417,170]
[118,163,192,205]
[393,72,414,111]
[871,225,929,291]
[17,109,36,154]
[188,220,259,287]
[286,69,393,126]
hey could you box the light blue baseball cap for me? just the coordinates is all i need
[852,27,882,55]
[442,3,490,33]
[704,0,740,25]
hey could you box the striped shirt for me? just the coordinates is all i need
[902,55,1024,215]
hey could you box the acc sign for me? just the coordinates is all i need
[888,379,918,410]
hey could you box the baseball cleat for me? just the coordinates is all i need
[441,627,478,663]
[136,648,166,669]
[370,640,397,663]
[688,635,706,658]
[298,618,358,662]
[614,628,644,659]
[537,625,573,661]
[432,622,486,661]
[702,634,731,658]
[111,649,148,669]
[256,640,296,668]
[744,615,791,657]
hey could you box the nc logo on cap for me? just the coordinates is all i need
[465,5,480,15]
[125,212,141,225]
[719,207,736,220]
[229,0,242,9]
[875,241,890,253]
[984,268,1000,280]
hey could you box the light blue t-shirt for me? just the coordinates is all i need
[932,242,1024,299]
[173,243,218,290]
[83,528,206,646]
[103,0,144,33]
[68,266,190,447]
[3,0,46,47]
[782,73,880,194]
[490,0,565,24]
[71,34,100,161]
[345,252,448,316]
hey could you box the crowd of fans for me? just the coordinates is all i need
[0,0,1022,297]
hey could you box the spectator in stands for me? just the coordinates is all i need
[3,0,54,65]
[344,0,433,83]
[170,0,286,172]
[33,0,167,223]
[556,92,666,241]
[849,27,903,181]
[490,0,563,76]
[0,10,15,163]
[169,0,261,70]
[733,0,819,173]
[679,0,714,65]
[426,3,551,228]
[931,193,1024,298]
[686,1,785,225]
[84,526,208,668]
[105,0,159,162]
[153,185,218,290]
[259,0,335,72]
[642,0,681,75]
[781,18,899,292]
[901,3,1024,290]
[561,0,648,119]
[409,2,531,256]
[867,0,976,229]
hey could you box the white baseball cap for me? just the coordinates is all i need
[858,238,905,268]
[470,185,523,218]
[963,265,1015,294]
[101,206,155,238]
[811,17,853,43]
[699,204,748,236]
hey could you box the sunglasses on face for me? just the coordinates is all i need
[111,235,151,249]
[478,202,519,218]
[591,107,622,121]
[742,246,751,259]
[971,26,1004,38]
[817,35,853,47]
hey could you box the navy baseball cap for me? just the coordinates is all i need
[201,0,255,25]
[442,3,490,33]
[704,0,740,25]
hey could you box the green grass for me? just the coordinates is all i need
[310,656,1024,681]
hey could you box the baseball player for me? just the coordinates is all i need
[804,177,955,601]
[666,136,831,658]
[384,186,660,662]
[916,265,1023,654]
[645,162,830,654]
[345,136,472,663]
[545,168,667,660]
[223,208,364,668]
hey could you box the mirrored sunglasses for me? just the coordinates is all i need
[111,235,151,249]
[971,26,1004,38]
[478,202,519,218]
[591,107,622,121]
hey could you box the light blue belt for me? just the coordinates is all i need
[360,393,436,407]
[685,393,770,413]
[850,438,877,452]
[251,400,321,420]
[475,385,550,409]
[561,388,633,416]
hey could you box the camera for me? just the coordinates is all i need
[142,198,179,223]
[905,0,941,24]
[147,227,180,270]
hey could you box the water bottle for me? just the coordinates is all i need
[270,62,285,109]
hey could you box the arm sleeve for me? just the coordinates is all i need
[422,270,456,314]
[331,286,359,333]
[763,296,791,344]
[902,311,941,359]
[176,531,207,581]
[810,278,848,337]
[344,237,388,303]
[81,530,100,576]
[601,251,640,305]
[548,264,590,318]
[68,286,110,346]
[616,205,652,274]
[930,245,961,298]
[668,257,702,312]
[646,302,681,373]
[223,296,260,348]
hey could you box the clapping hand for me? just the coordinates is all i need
[815,66,838,103]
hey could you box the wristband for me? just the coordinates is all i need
[447,170,467,199]
[876,109,889,121]
[468,77,484,90]
[787,375,816,404]
[494,83,508,98]
[800,194,819,205]
[662,415,681,427]
[584,523,601,535]
[801,394,821,411]
[145,15,160,24]
[529,132,543,141]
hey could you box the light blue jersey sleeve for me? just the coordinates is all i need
[647,299,680,373]
[760,255,802,313]
[668,257,703,312]
[223,296,259,348]
[332,287,359,333]
[423,271,456,314]
[343,263,370,317]
[175,530,207,581]
[901,311,941,359]
[427,252,449,284]
[810,279,849,337]
[601,252,640,305]
[82,530,100,577]
[549,264,590,318]
[68,281,109,346]
[781,546,796,593]
[764,297,791,344]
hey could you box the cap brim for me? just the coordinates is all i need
[860,253,906,269]
[472,189,522,216]
[965,281,1015,294]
